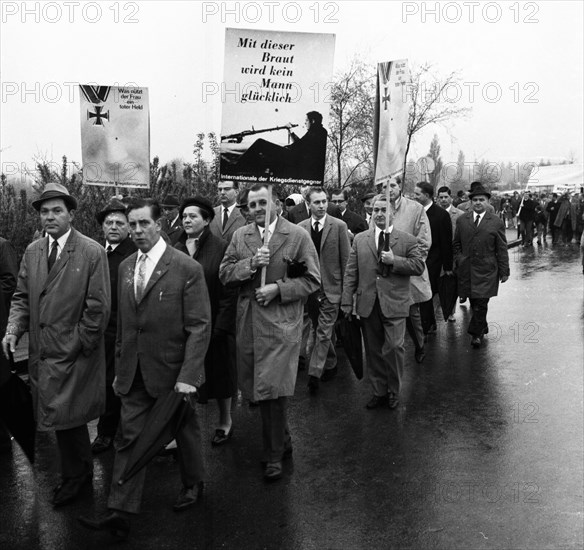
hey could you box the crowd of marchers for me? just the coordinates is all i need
[0,177,513,540]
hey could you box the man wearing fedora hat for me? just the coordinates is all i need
[453,183,509,348]
[91,199,137,454]
[2,183,110,506]
[160,194,182,245]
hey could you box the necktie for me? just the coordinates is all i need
[474,214,480,227]
[135,255,148,302]
[377,231,385,257]
[48,241,58,272]
[222,208,229,230]
[106,245,113,254]
[314,221,320,232]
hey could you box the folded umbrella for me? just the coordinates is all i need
[339,315,364,380]
[118,389,191,485]
[438,273,458,321]
[0,356,36,463]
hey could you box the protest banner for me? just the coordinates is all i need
[80,85,150,188]
[219,28,335,186]
[373,60,411,187]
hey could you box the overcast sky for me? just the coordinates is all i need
[1,0,582,178]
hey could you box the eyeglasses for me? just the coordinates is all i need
[330,199,345,204]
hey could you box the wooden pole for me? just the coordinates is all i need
[260,172,272,287]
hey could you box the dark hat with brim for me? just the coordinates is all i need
[179,196,215,221]
[468,184,491,199]
[32,182,77,211]
[161,194,180,208]
[96,198,128,225]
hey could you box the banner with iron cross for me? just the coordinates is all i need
[79,84,150,188]
[373,59,411,187]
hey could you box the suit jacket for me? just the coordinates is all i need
[287,202,343,224]
[105,236,137,337]
[161,216,182,245]
[341,209,368,235]
[210,205,246,244]
[425,203,453,292]
[219,217,320,400]
[298,216,350,304]
[342,228,425,319]
[453,211,509,298]
[7,229,110,430]
[114,242,211,397]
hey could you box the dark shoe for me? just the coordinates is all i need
[366,395,388,409]
[307,375,319,394]
[78,511,131,540]
[320,366,338,382]
[264,461,283,482]
[388,393,399,409]
[260,443,293,467]
[91,435,113,455]
[173,482,204,512]
[471,336,482,348]
[211,427,233,446]
[414,347,426,364]
[53,472,92,507]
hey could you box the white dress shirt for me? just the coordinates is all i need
[258,216,278,244]
[48,228,72,263]
[134,237,166,294]
[311,214,327,231]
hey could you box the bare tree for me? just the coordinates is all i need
[403,63,472,182]
[327,57,375,190]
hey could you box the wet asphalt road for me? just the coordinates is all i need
[1,240,582,550]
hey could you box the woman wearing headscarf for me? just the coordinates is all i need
[175,197,237,445]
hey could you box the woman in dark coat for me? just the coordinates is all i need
[175,197,237,445]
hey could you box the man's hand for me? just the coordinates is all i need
[255,283,280,307]
[500,275,509,283]
[174,382,197,395]
[2,334,17,360]
[341,305,353,319]
[380,249,394,265]
[251,246,270,270]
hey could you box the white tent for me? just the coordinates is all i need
[526,164,583,194]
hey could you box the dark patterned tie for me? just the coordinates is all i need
[222,208,229,230]
[314,221,320,233]
[106,245,113,255]
[377,231,385,257]
[48,241,58,272]
[475,215,480,227]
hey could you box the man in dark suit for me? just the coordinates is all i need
[209,180,246,244]
[160,194,182,245]
[414,182,453,334]
[79,199,211,539]
[341,195,424,409]
[90,199,137,454]
[287,184,343,224]
[299,188,350,393]
[330,188,368,241]
[454,185,509,348]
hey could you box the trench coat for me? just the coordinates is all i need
[391,196,433,303]
[453,211,510,298]
[219,216,320,401]
[7,229,110,430]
